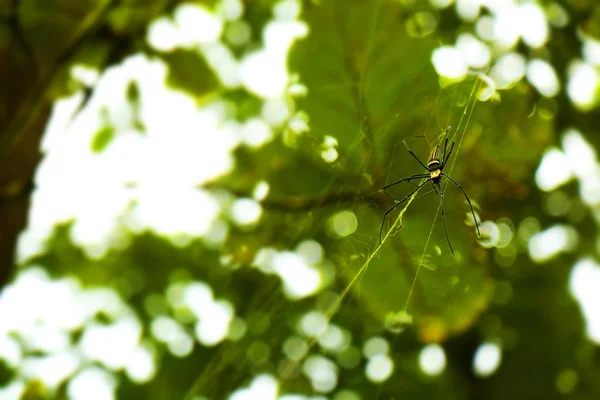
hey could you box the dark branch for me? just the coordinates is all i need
[257,191,368,212]
[1,0,121,160]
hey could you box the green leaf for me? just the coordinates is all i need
[284,0,554,342]
[582,6,600,41]
[286,0,491,340]
[161,49,219,98]
[90,125,116,153]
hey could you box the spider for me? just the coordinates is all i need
[379,137,481,254]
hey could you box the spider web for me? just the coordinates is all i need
[320,76,482,339]
[400,77,482,318]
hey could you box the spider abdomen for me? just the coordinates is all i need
[427,161,441,170]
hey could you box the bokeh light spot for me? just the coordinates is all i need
[473,342,502,378]
[419,344,446,376]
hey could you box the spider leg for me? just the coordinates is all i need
[402,139,430,171]
[442,141,455,169]
[440,126,452,162]
[432,182,438,195]
[380,179,430,244]
[442,173,481,236]
[441,138,448,165]
[438,182,454,255]
[383,174,429,199]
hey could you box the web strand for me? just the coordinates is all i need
[402,77,482,314]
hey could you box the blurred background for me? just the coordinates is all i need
[1,0,600,399]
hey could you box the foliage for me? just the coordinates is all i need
[1,0,600,399]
